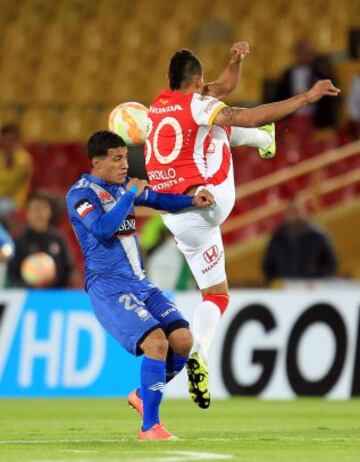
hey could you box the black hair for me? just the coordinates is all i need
[87,130,125,160]
[168,49,203,90]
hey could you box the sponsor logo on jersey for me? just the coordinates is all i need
[75,199,95,218]
[98,190,113,203]
[149,105,183,114]
[148,168,177,181]
[153,179,182,191]
[116,215,136,237]
[203,245,219,264]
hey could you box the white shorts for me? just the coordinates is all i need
[162,176,235,290]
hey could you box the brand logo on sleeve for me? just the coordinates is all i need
[116,215,137,237]
[75,199,95,218]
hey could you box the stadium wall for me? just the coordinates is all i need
[0,290,359,399]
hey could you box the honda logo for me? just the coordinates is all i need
[203,245,219,264]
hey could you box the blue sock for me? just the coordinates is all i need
[166,351,188,383]
[141,356,166,431]
[137,351,188,401]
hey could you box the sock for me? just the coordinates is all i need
[192,300,222,363]
[166,350,188,383]
[137,350,188,400]
[231,127,272,150]
[140,356,166,431]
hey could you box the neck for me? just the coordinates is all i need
[171,85,199,94]
[90,170,116,185]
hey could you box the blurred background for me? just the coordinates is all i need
[1,0,360,290]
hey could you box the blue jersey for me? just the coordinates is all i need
[66,174,192,290]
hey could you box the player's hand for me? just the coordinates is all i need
[126,178,151,196]
[306,80,340,103]
[192,189,215,208]
[230,42,250,64]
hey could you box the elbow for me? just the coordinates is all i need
[237,110,261,128]
[93,230,110,241]
[240,118,259,128]
[247,113,266,128]
[90,224,112,241]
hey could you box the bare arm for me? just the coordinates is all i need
[213,80,340,128]
[202,42,250,99]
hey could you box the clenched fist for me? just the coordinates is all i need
[192,188,215,208]
[306,80,340,103]
[126,178,150,196]
[230,41,250,64]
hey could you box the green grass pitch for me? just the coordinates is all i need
[0,398,360,461]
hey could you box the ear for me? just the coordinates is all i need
[91,157,99,169]
[195,75,204,91]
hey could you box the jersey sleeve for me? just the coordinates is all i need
[67,187,136,240]
[190,93,227,126]
[66,188,103,229]
[135,188,193,211]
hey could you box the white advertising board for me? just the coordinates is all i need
[166,290,360,399]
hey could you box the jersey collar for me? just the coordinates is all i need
[82,173,126,188]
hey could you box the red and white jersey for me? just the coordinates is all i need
[145,89,228,194]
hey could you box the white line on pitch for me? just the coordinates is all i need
[0,438,130,444]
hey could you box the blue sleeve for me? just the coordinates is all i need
[67,188,136,240]
[134,189,193,212]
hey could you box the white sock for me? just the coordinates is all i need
[230,127,272,150]
[192,300,221,363]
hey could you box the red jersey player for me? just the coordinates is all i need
[145,47,340,409]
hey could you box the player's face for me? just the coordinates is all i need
[27,199,52,232]
[95,146,129,184]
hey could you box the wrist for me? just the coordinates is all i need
[129,185,139,194]
[229,58,242,66]
[303,91,312,105]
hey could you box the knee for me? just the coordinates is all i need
[141,328,169,359]
[169,328,193,356]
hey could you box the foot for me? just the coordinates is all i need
[128,389,143,418]
[138,423,177,441]
[186,352,210,409]
[258,123,276,159]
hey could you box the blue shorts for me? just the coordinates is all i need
[87,276,189,356]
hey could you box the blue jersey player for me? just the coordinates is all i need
[66,130,214,441]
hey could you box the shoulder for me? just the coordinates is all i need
[67,177,92,198]
[190,93,226,123]
[66,178,98,208]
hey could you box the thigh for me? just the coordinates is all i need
[145,288,189,336]
[176,226,226,290]
[88,284,160,356]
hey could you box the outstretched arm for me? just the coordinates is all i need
[135,188,215,212]
[213,80,340,128]
[203,42,250,99]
